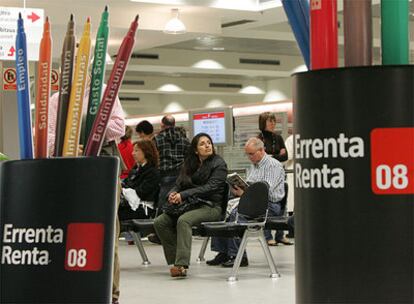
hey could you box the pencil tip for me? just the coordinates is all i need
[46,16,49,22]
[105,5,108,12]
[87,16,90,23]
[19,12,22,19]
[70,14,73,21]
[135,14,139,22]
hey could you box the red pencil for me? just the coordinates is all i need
[84,15,139,156]
[35,17,52,158]
[310,0,337,70]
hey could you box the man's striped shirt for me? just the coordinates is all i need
[246,154,285,203]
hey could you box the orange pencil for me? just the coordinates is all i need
[34,17,52,158]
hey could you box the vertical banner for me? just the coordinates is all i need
[293,66,414,303]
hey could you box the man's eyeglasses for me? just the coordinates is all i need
[245,150,259,157]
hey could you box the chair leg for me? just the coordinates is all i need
[258,231,280,278]
[130,231,151,266]
[196,237,210,263]
[227,231,249,282]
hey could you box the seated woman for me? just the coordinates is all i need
[154,133,228,278]
[118,139,160,220]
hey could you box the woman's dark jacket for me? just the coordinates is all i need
[123,163,160,202]
[258,130,288,162]
[171,154,228,207]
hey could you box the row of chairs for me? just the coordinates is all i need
[120,182,292,281]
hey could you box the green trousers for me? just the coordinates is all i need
[154,205,221,267]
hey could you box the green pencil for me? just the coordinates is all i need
[381,0,409,65]
[83,5,109,146]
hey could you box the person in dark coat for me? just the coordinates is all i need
[118,139,160,220]
[154,133,228,278]
[257,111,288,162]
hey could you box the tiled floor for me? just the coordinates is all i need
[118,236,295,304]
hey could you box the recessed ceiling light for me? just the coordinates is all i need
[194,46,211,51]
[158,84,183,92]
[192,60,224,69]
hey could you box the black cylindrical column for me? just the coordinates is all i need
[0,157,119,303]
[294,66,413,303]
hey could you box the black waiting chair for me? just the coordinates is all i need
[194,183,229,262]
[200,181,280,281]
[120,183,229,266]
[120,214,157,266]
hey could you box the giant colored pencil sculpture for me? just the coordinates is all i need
[381,0,409,65]
[62,18,91,157]
[15,13,33,159]
[85,15,139,156]
[344,0,372,67]
[83,6,109,146]
[55,14,75,156]
[282,0,310,69]
[34,17,52,158]
[310,0,338,70]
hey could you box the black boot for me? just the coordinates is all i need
[222,256,249,267]
[206,252,229,266]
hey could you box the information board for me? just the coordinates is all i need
[190,107,233,146]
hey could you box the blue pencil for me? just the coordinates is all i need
[15,12,34,159]
[282,0,310,69]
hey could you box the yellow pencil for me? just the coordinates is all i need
[62,17,91,156]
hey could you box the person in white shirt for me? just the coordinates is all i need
[207,137,290,268]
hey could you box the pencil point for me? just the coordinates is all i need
[105,5,108,12]
[135,15,139,22]
[87,16,90,23]
[46,16,49,22]
[19,12,22,19]
[70,14,73,21]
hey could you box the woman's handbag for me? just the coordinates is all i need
[163,196,212,217]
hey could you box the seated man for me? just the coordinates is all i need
[207,137,286,267]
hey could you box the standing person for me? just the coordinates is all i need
[118,126,136,179]
[48,83,124,304]
[257,111,291,246]
[154,133,227,277]
[135,120,154,140]
[258,111,288,162]
[207,138,285,267]
[148,115,190,244]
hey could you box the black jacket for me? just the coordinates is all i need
[171,154,228,207]
[258,130,288,162]
[123,164,160,202]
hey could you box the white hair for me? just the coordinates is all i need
[245,137,264,150]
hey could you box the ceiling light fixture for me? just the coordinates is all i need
[164,8,186,35]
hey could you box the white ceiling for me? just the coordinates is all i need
[2,0,414,116]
